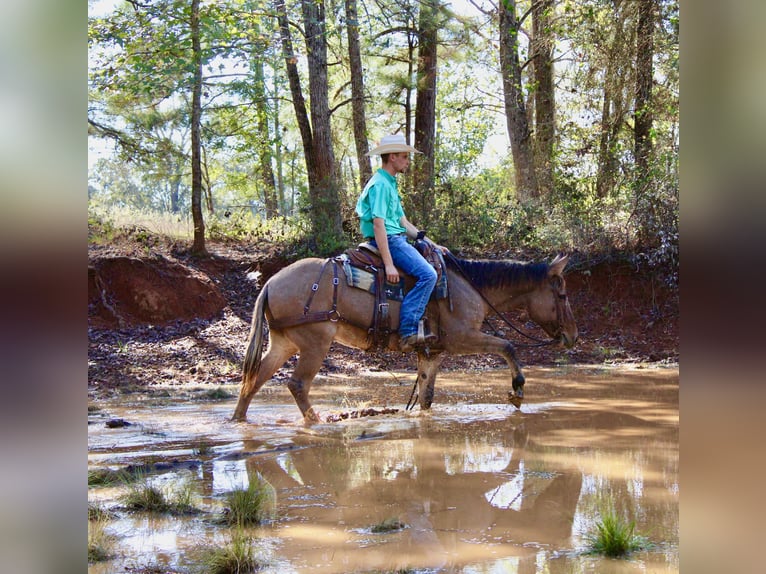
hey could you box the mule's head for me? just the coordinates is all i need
[525,254,578,348]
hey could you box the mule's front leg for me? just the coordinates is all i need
[503,341,526,409]
[416,351,444,410]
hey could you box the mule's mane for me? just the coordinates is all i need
[445,256,550,291]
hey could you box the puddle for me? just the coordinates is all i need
[88,365,678,573]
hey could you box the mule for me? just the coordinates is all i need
[232,253,577,422]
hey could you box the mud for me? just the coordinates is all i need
[88,364,678,573]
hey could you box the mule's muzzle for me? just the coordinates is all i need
[560,330,578,348]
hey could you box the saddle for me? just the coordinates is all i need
[339,239,448,348]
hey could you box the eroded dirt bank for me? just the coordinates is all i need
[88,235,678,397]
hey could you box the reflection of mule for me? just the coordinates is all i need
[232,253,577,422]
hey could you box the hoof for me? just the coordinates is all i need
[508,392,523,409]
[303,407,321,424]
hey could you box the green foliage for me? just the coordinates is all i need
[89,0,678,267]
[219,474,277,527]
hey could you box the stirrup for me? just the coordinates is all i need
[417,318,438,345]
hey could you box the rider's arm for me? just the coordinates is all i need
[373,218,399,284]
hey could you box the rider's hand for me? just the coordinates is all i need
[385,263,399,284]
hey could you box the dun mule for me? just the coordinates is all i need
[232,253,577,422]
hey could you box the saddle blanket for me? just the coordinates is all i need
[336,253,448,302]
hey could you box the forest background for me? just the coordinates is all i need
[88,0,678,286]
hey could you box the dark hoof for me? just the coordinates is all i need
[508,392,523,409]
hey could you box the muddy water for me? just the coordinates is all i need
[88,365,678,573]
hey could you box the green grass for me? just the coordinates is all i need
[219,475,277,526]
[585,510,649,557]
[370,517,406,533]
[88,467,135,487]
[88,515,116,563]
[193,528,265,574]
[202,387,234,400]
[120,475,199,515]
[88,501,117,521]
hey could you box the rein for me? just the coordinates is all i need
[444,252,560,348]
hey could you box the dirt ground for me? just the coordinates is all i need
[87,232,678,399]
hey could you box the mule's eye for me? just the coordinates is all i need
[558,293,567,300]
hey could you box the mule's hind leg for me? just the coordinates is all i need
[286,335,334,423]
[232,332,296,421]
[416,352,445,410]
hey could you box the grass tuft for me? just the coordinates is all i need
[585,509,649,557]
[193,528,264,574]
[88,500,117,521]
[88,515,116,563]
[370,517,406,533]
[219,475,277,526]
[88,467,135,487]
[120,475,199,515]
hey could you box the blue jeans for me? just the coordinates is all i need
[371,234,437,338]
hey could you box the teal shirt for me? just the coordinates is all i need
[355,168,406,238]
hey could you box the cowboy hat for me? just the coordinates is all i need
[366,134,422,156]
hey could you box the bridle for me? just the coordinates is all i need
[446,252,567,349]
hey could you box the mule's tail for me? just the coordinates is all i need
[232,284,269,421]
[242,284,269,384]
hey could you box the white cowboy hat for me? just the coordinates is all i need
[366,134,422,156]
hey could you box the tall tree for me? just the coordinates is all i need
[634,0,655,175]
[595,1,633,198]
[344,0,372,190]
[250,38,279,217]
[532,0,555,197]
[499,0,539,201]
[412,0,439,226]
[276,0,343,249]
[190,0,207,255]
[499,0,540,201]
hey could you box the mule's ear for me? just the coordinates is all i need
[548,254,569,276]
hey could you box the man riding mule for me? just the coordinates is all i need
[231,247,578,423]
[355,134,449,352]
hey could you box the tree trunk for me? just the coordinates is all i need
[596,59,626,198]
[170,172,181,213]
[344,0,372,191]
[252,54,278,217]
[413,0,438,226]
[596,1,632,198]
[190,0,207,256]
[635,0,655,175]
[499,0,539,201]
[532,0,555,198]
[275,0,314,178]
[271,60,286,214]
[301,0,343,248]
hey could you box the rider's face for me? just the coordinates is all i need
[388,152,411,174]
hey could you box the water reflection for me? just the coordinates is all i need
[89,373,678,573]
